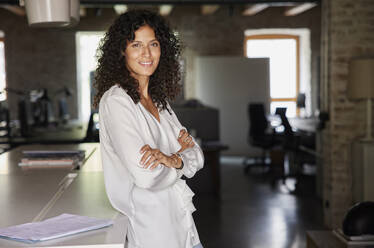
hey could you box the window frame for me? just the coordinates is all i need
[0,37,6,101]
[244,34,300,116]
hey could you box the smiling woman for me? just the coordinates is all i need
[94,9,204,248]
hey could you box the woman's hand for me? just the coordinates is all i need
[140,145,182,170]
[177,129,195,153]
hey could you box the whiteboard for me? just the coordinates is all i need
[196,56,270,156]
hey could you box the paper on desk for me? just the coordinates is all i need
[0,213,113,243]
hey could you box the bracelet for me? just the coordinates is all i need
[174,153,184,170]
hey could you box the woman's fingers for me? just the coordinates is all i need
[149,159,161,169]
[140,144,150,154]
[140,150,153,165]
[149,151,168,169]
[178,129,187,138]
[139,146,164,169]
[143,154,158,168]
[179,130,188,140]
[177,129,197,152]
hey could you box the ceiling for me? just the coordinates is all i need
[0,0,320,17]
[0,0,320,5]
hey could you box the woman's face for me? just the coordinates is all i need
[124,25,161,81]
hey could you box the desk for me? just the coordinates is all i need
[186,141,228,197]
[288,117,319,133]
[0,143,127,247]
[306,230,374,248]
[0,124,87,148]
[307,231,345,248]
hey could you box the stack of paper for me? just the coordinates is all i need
[18,150,86,169]
[0,214,113,243]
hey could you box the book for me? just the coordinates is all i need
[22,150,85,159]
[21,158,76,164]
[0,213,113,243]
[18,158,79,169]
[18,150,86,169]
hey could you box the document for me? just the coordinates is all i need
[0,213,113,243]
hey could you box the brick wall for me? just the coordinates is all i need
[321,0,374,228]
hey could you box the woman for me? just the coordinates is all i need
[94,9,204,248]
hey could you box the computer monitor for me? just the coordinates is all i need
[275,107,287,116]
[297,93,306,108]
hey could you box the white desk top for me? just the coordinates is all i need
[0,143,127,248]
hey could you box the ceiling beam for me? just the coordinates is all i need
[201,5,220,15]
[1,4,25,15]
[242,4,269,16]
[284,2,317,16]
[0,0,320,5]
[159,4,173,16]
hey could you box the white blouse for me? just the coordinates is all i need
[99,85,204,248]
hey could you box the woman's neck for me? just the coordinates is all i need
[136,76,150,100]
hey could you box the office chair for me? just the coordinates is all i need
[84,111,99,142]
[244,103,280,174]
[276,107,316,193]
[0,101,11,153]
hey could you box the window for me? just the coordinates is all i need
[76,32,105,123]
[0,36,6,101]
[245,34,300,117]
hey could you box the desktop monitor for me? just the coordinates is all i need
[297,93,306,109]
[275,107,287,116]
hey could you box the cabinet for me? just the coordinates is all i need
[352,141,374,203]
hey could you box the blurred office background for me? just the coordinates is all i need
[0,0,374,247]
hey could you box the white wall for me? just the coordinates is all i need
[196,56,270,156]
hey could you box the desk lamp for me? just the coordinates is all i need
[348,58,374,141]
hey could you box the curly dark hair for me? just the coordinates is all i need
[93,9,182,111]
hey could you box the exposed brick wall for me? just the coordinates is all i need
[0,8,116,120]
[321,0,374,228]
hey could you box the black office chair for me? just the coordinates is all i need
[84,111,99,142]
[244,103,280,174]
[276,107,316,193]
[0,101,11,153]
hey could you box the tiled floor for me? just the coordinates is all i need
[192,159,326,248]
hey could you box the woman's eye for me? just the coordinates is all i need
[131,43,140,48]
[151,42,159,47]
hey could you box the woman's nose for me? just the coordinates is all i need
[142,46,151,57]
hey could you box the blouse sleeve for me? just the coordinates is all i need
[100,94,179,191]
[168,105,205,178]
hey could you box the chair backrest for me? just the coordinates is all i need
[248,103,268,138]
[275,107,293,136]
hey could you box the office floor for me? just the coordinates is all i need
[193,158,326,248]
